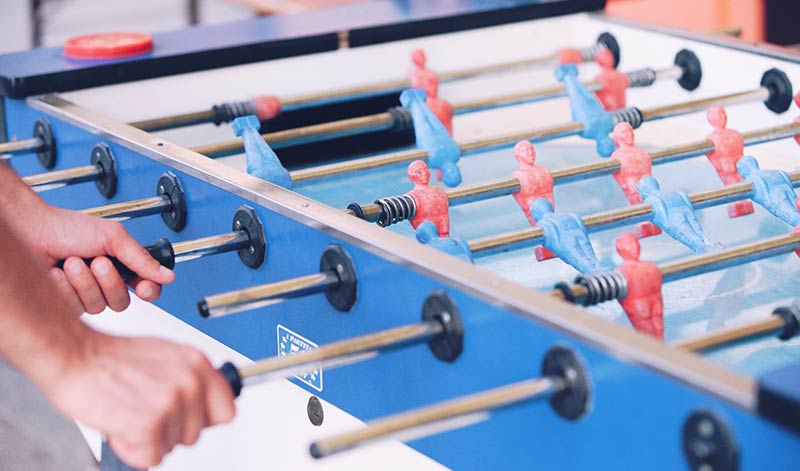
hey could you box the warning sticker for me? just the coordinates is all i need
[277,324,322,391]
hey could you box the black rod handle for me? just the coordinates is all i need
[100,439,145,471]
[55,238,175,282]
[219,361,243,398]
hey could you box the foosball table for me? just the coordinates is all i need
[2,1,800,469]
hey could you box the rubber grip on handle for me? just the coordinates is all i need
[55,238,175,282]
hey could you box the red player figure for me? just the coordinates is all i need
[594,48,629,111]
[420,75,453,136]
[510,141,556,261]
[409,49,438,90]
[253,95,282,120]
[407,160,450,237]
[615,232,664,339]
[705,106,755,217]
[610,122,662,238]
[556,48,583,65]
[794,93,800,146]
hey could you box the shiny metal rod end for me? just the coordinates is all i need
[309,346,589,459]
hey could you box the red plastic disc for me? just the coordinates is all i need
[64,32,153,60]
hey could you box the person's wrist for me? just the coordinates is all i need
[0,192,54,249]
[28,321,103,397]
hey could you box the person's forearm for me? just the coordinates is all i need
[0,164,49,224]
[0,219,91,392]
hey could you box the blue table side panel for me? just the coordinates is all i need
[0,0,603,98]
[6,99,800,469]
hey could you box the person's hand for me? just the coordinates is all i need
[27,205,175,315]
[45,331,236,469]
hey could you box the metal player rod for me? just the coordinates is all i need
[468,171,800,256]
[171,232,250,263]
[231,320,444,386]
[553,231,800,306]
[0,137,43,157]
[672,313,792,353]
[130,36,617,133]
[76,173,187,231]
[200,271,338,318]
[289,86,775,183]
[54,230,251,285]
[81,195,170,220]
[191,64,683,158]
[23,165,101,190]
[308,345,587,459]
[451,64,684,115]
[349,121,800,223]
[310,375,564,459]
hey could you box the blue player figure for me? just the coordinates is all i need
[400,88,462,187]
[529,198,602,273]
[415,221,474,263]
[636,176,721,253]
[736,155,800,226]
[233,115,293,189]
[554,63,616,157]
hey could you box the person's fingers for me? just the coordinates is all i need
[107,436,165,470]
[48,268,85,316]
[127,278,163,302]
[103,222,175,285]
[177,358,207,446]
[62,257,107,314]
[90,257,131,312]
[204,362,237,426]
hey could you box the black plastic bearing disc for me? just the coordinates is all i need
[760,68,793,113]
[90,142,118,198]
[675,49,702,91]
[232,205,266,269]
[682,410,739,471]
[33,118,57,169]
[156,172,187,232]
[319,245,357,312]
[596,32,620,68]
[421,290,464,363]
[541,346,591,421]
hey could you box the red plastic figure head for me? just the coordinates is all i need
[408,160,431,185]
[254,95,282,121]
[595,48,615,71]
[513,141,537,166]
[420,75,439,99]
[707,106,728,129]
[794,92,800,108]
[616,232,640,261]
[411,49,426,69]
[612,122,635,147]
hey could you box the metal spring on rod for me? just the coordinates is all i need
[375,194,417,227]
[627,68,657,87]
[212,101,259,125]
[387,107,414,133]
[573,271,628,306]
[613,107,644,129]
[580,44,604,62]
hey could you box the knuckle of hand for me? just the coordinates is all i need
[106,221,126,239]
[185,349,208,369]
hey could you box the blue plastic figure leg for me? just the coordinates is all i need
[233,115,293,189]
